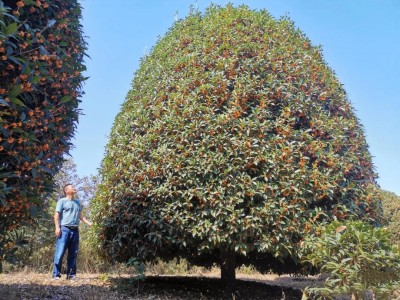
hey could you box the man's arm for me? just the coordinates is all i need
[54,212,61,237]
[79,212,93,226]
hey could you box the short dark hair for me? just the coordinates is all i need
[63,183,73,196]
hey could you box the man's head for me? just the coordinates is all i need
[63,184,77,198]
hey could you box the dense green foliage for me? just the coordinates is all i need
[0,0,86,240]
[93,4,382,275]
[302,221,400,299]
[1,201,54,273]
[380,189,400,243]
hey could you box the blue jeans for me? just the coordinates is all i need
[52,226,79,278]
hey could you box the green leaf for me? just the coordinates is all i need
[23,0,38,6]
[59,95,72,104]
[7,55,22,66]
[22,64,31,75]
[10,97,26,107]
[38,165,55,174]
[31,76,40,84]
[5,23,18,35]
[8,85,22,98]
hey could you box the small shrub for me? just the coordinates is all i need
[380,189,400,243]
[237,264,258,275]
[301,220,400,299]
[126,257,145,281]
[98,273,109,283]
[145,258,211,275]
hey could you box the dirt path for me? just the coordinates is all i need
[0,273,120,300]
[0,272,322,300]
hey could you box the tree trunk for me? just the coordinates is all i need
[220,248,236,290]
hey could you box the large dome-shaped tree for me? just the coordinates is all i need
[93,4,382,287]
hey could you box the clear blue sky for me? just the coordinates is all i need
[72,0,400,196]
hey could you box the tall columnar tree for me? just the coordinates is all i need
[0,0,87,257]
[93,5,382,287]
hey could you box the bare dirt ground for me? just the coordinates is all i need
[0,271,324,300]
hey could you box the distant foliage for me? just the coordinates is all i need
[0,0,87,237]
[302,221,400,299]
[380,189,400,243]
[93,4,382,275]
[1,159,101,273]
[52,159,100,207]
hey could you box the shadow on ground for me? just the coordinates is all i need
[0,274,305,299]
[110,276,304,300]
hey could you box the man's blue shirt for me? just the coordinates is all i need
[56,198,82,226]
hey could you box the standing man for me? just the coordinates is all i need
[52,183,92,279]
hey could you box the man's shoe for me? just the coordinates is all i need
[52,276,61,280]
[67,275,78,280]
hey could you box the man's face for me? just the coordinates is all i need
[64,185,77,196]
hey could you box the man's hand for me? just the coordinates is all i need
[79,212,93,226]
[54,212,61,237]
[55,227,61,237]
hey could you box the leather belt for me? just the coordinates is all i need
[63,225,78,230]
